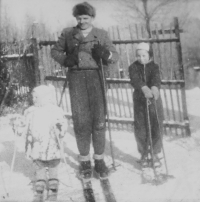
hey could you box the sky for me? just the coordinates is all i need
[2,0,200,33]
[1,0,119,33]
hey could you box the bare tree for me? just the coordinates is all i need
[120,0,189,37]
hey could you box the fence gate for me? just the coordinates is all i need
[35,17,190,137]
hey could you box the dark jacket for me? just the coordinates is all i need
[51,26,119,69]
[50,26,119,156]
[129,60,161,102]
[128,60,164,155]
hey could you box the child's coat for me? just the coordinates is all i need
[15,104,68,161]
[129,60,164,155]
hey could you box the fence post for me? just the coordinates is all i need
[174,17,191,136]
[31,37,40,86]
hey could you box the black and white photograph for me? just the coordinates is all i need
[0,0,200,201]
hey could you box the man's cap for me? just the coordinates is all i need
[72,2,96,17]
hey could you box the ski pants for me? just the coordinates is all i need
[68,70,106,156]
[134,97,164,155]
[33,159,60,182]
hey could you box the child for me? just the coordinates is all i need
[14,85,68,202]
[128,42,164,167]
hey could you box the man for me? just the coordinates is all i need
[51,2,119,179]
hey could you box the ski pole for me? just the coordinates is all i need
[146,98,158,183]
[59,73,68,107]
[55,132,73,187]
[6,122,19,197]
[154,99,169,175]
[99,57,116,170]
[0,165,9,198]
[143,64,158,183]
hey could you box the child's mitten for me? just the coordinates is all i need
[141,86,153,98]
[151,86,160,100]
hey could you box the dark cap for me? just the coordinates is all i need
[72,2,96,17]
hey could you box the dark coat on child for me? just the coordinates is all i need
[129,60,164,155]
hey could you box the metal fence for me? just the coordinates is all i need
[1,17,191,136]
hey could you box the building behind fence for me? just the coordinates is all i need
[0,17,191,137]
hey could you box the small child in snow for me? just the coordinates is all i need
[128,42,164,167]
[14,85,68,202]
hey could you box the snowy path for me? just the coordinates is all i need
[1,88,200,201]
[1,121,200,202]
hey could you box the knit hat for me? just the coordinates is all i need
[136,42,150,52]
[32,85,52,97]
[72,2,96,17]
[32,84,56,106]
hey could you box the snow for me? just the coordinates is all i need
[1,88,200,202]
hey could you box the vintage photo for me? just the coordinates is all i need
[0,0,200,201]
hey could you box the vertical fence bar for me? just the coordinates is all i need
[169,23,173,80]
[168,83,178,135]
[116,26,125,78]
[161,23,168,80]
[174,17,191,136]
[31,38,40,87]
[155,24,162,77]
[125,84,132,118]
[128,24,134,58]
[110,82,118,117]
[175,83,184,136]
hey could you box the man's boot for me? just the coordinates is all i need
[79,160,92,179]
[94,154,109,179]
[78,155,92,180]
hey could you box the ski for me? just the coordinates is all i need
[139,158,174,185]
[80,178,96,202]
[100,177,117,202]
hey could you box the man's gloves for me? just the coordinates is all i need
[151,86,160,100]
[92,44,110,62]
[64,54,78,68]
[141,86,153,99]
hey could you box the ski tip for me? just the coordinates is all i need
[153,174,175,185]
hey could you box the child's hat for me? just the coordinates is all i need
[32,85,52,97]
[136,42,150,52]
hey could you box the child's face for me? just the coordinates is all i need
[32,91,52,106]
[136,49,150,65]
[32,92,40,105]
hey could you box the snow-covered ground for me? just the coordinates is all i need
[1,88,200,202]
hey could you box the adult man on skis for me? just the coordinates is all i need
[51,2,119,179]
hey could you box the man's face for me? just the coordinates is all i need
[76,15,94,30]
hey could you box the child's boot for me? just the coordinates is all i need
[47,179,59,201]
[140,153,148,167]
[153,153,163,168]
[94,154,109,179]
[33,180,46,202]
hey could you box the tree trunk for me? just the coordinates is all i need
[142,0,151,38]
